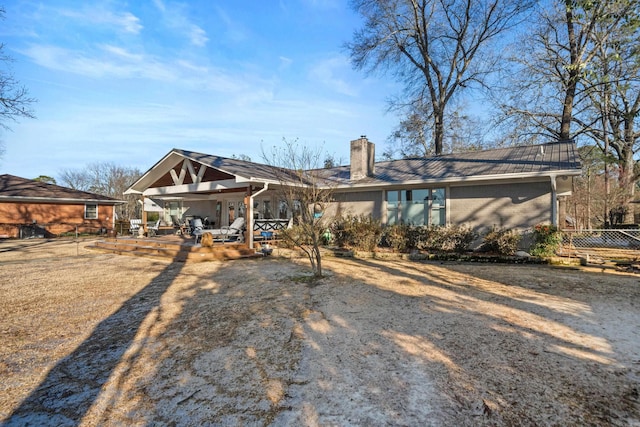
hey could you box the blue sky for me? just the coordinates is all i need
[0,0,399,181]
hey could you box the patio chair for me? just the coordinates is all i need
[129,219,142,236]
[191,218,204,237]
[147,219,161,237]
[194,217,245,245]
[171,215,189,235]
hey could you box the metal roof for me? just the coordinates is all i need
[318,141,581,186]
[127,141,581,194]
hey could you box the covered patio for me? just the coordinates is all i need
[124,149,296,249]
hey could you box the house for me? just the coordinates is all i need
[124,137,581,248]
[0,174,123,238]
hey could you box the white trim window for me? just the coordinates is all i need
[386,188,445,226]
[85,204,98,219]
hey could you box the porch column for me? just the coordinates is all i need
[550,176,558,227]
[244,189,251,248]
[141,196,148,234]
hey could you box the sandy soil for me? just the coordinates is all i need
[0,239,639,426]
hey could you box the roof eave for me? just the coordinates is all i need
[0,196,125,204]
[328,169,582,191]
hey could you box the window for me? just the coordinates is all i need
[278,200,288,219]
[263,200,272,219]
[386,188,445,226]
[85,204,98,219]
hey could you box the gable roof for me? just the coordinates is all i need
[0,174,123,204]
[171,149,302,183]
[319,141,581,187]
[126,148,307,194]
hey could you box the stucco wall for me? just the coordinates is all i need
[0,202,114,238]
[328,191,383,219]
[449,181,551,235]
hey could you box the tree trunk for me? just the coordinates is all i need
[560,1,579,141]
[433,108,445,155]
[619,122,637,223]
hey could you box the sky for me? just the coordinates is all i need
[0,0,400,182]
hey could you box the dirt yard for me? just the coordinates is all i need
[0,239,639,426]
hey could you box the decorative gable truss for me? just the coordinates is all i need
[170,158,207,186]
[139,156,249,198]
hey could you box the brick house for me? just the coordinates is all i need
[0,174,123,238]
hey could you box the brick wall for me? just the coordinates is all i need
[0,202,114,238]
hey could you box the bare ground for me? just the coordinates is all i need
[0,239,639,426]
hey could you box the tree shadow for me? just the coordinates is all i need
[3,256,186,426]
[280,257,640,425]
[74,257,310,425]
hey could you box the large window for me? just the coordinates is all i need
[277,199,301,222]
[386,188,445,226]
[85,204,98,219]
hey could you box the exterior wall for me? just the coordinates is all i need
[327,191,383,220]
[449,180,552,235]
[182,200,218,222]
[0,202,114,238]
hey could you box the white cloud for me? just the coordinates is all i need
[117,12,143,34]
[21,44,175,80]
[152,0,167,13]
[189,26,209,47]
[214,7,248,43]
[309,55,358,97]
[279,56,293,70]
[57,7,143,35]
[152,0,210,47]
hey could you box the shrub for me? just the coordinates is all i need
[481,227,521,255]
[278,224,312,248]
[529,224,562,257]
[439,224,478,253]
[414,225,477,253]
[330,214,382,251]
[382,224,411,252]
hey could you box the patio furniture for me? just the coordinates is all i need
[171,215,189,235]
[147,220,161,237]
[129,219,142,236]
[194,217,245,244]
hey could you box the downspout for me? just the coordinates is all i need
[550,175,558,227]
[248,183,269,249]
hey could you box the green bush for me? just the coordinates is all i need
[331,214,382,251]
[481,227,521,255]
[529,224,562,257]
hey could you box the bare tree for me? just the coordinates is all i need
[0,8,35,131]
[262,139,336,278]
[581,5,640,224]
[385,106,491,158]
[347,0,533,155]
[0,7,35,159]
[498,0,634,143]
[60,162,142,220]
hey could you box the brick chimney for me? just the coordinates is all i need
[350,136,375,181]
